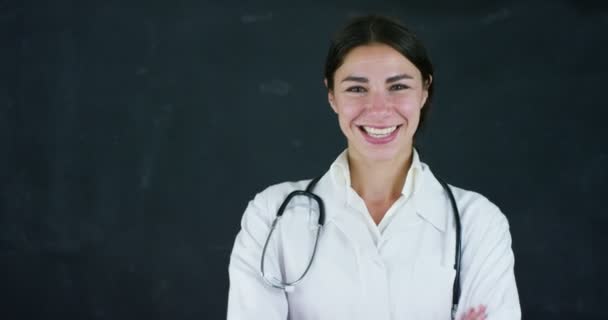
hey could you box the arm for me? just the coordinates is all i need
[227,191,288,320]
[457,200,521,320]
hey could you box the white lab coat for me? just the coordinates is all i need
[227,150,521,320]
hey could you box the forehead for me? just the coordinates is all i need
[337,44,421,78]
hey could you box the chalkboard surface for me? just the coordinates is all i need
[2,0,608,319]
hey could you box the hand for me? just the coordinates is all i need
[459,305,487,320]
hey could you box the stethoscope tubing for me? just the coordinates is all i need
[260,175,462,320]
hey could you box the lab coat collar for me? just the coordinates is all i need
[328,148,423,196]
[325,148,448,233]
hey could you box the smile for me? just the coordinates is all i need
[357,125,402,144]
[361,125,397,138]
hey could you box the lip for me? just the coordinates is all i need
[358,125,401,145]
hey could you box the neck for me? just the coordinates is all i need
[348,148,413,203]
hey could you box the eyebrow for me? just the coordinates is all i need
[341,76,368,83]
[341,73,413,84]
[386,74,413,83]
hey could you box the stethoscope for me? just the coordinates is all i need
[260,175,462,320]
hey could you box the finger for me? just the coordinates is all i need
[473,305,487,320]
[477,305,487,319]
[459,308,472,320]
[469,305,487,320]
[460,307,476,320]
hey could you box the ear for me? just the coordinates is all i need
[324,78,338,114]
[421,75,433,108]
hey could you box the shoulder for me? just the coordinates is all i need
[448,184,512,239]
[253,179,312,205]
[451,184,509,224]
[420,163,510,231]
[242,179,313,222]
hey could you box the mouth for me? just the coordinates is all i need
[357,124,402,144]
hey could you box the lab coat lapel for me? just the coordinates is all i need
[314,173,375,253]
[413,164,449,233]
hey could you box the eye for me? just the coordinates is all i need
[390,83,409,91]
[346,86,367,93]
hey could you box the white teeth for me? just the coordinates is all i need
[363,126,397,137]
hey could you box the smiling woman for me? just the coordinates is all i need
[227,14,521,320]
[327,43,430,224]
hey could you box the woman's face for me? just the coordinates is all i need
[327,43,430,163]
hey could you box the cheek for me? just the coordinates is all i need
[336,98,365,124]
[390,95,422,118]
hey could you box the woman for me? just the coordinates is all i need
[227,15,520,320]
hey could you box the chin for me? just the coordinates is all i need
[351,143,408,163]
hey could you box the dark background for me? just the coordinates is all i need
[2,0,608,319]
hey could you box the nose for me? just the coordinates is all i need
[367,90,391,114]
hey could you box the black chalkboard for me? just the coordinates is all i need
[2,0,608,319]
